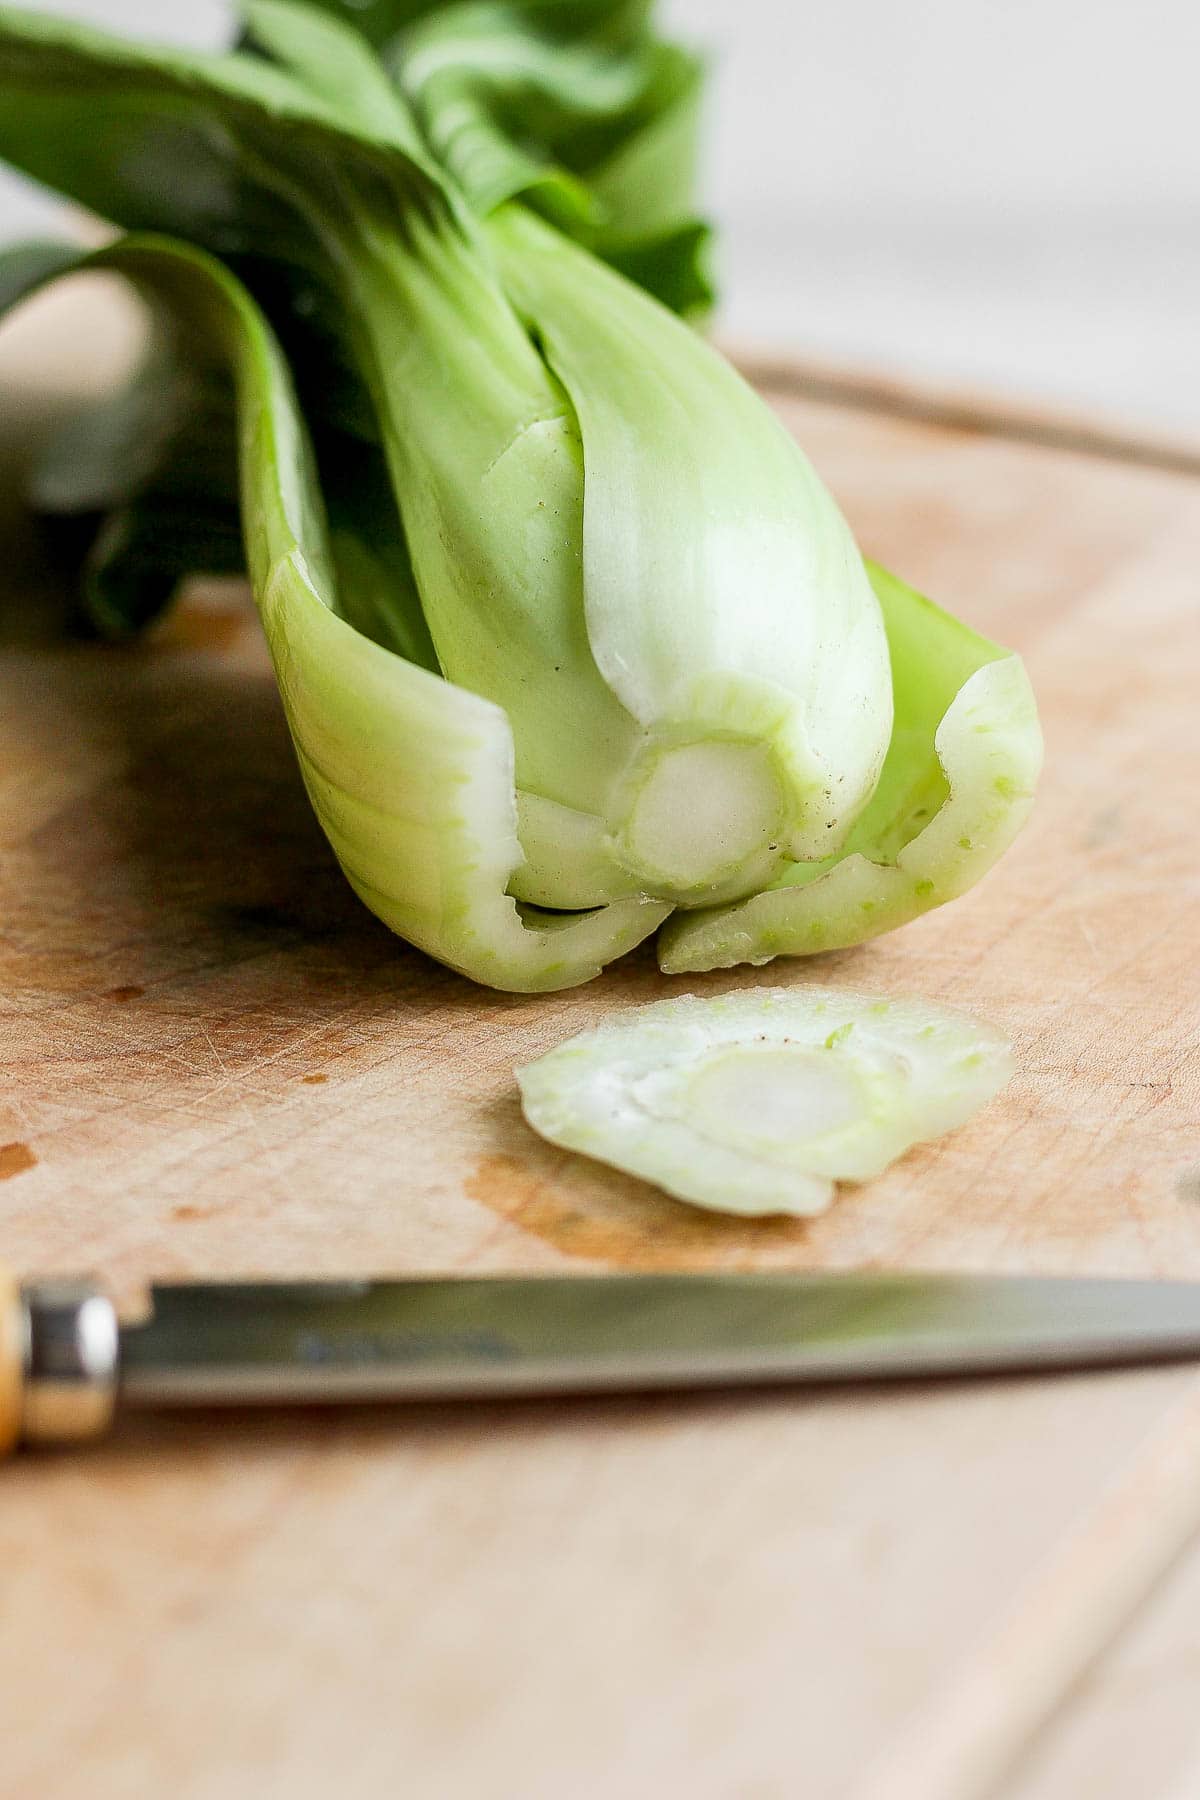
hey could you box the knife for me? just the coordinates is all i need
[6,1265,1200,1453]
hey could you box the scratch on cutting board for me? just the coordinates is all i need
[0,1141,37,1180]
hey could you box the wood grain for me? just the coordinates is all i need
[859,1369,1200,1800]
[1007,1458,1200,1797]
[1,284,1199,1798]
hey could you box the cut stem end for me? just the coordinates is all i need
[612,736,788,902]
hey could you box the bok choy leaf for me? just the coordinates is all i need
[247,0,713,313]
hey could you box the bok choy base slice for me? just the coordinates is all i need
[0,234,667,989]
[517,988,1014,1216]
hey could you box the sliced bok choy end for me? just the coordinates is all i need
[657,567,1043,975]
[608,730,788,903]
[263,553,669,992]
[516,987,1014,1217]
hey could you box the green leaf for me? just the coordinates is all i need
[0,0,447,218]
[0,0,449,443]
[253,0,458,52]
[238,0,713,312]
[240,0,442,167]
[390,1,713,310]
[594,218,713,322]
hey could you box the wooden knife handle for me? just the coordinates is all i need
[0,1264,22,1455]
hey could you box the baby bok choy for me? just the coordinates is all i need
[0,0,1041,991]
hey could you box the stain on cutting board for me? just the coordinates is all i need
[0,1142,37,1181]
[465,1151,818,1271]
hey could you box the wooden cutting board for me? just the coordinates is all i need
[1,281,1199,1799]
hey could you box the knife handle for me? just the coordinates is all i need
[0,1268,119,1455]
[0,1265,21,1455]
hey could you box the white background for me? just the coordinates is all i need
[2,0,1197,431]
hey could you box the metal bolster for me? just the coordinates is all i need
[21,1280,119,1446]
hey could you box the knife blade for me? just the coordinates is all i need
[8,1267,1200,1452]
